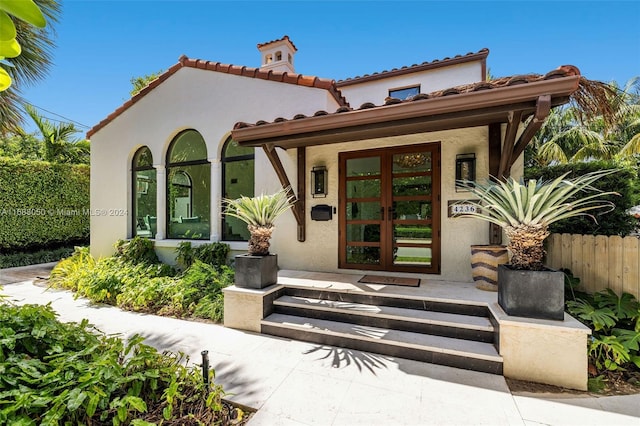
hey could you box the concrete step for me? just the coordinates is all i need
[284,286,489,317]
[261,313,503,375]
[274,295,495,343]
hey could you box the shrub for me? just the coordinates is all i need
[51,242,233,323]
[176,241,230,270]
[114,236,161,264]
[0,158,89,252]
[0,302,233,424]
[0,246,74,268]
[566,288,640,373]
[525,161,639,235]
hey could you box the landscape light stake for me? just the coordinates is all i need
[201,350,209,385]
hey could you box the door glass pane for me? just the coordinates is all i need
[347,157,380,177]
[393,201,432,220]
[346,246,380,265]
[394,225,432,241]
[346,224,380,243]
[393,246,432,266]
[347,179,380,198]
[392,175,431,196]
[347,201,381,220]
[392,152,431,172]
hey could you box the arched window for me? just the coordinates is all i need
[221,137,254,241]
[166,130,210,239]
[265,54,273,64]
[275,51,282,61]
[132,147,157,238]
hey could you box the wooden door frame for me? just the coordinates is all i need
[338,142,441,274]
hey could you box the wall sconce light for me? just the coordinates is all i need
[311,166,328,198]
[456,153,476,191]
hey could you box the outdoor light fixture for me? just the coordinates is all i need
[456,153,476,191]
[311,166,327,197]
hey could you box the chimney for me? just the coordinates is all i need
[257,35,297,74]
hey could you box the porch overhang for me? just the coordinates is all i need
[231,72,581,244]
[231,75,580,152]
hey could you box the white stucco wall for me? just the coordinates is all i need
[269,127,500,282]
[90,60,525,284]
[338,62,483,107]
[89,67,340,258]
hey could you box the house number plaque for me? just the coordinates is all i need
[448,200,480,217]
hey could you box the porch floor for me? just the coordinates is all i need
[277,269,498,306]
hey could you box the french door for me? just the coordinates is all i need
[339,143,440,273]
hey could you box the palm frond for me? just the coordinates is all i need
[619,133,640,158]
[223,187,295,227]
[571,77,619,129]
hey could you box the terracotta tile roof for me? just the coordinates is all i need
[336,48,490,86]
[233,65,581,131]
[257,35,298,52]
[87,54,346,138]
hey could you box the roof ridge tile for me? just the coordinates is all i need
[336,48,490,86]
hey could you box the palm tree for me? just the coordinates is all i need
[528,77,640,166]
[25,104,89,164]
[223,188,294,255]
[457,170,618,270]
[0,0,60,135]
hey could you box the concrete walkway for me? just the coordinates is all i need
[1,264,639,425]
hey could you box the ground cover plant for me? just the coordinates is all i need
[564,275,640,393]
[49,237,232,323]
[0,297,245,425]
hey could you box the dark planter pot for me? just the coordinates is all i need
[234,253,278,289]
[497,264,565,321]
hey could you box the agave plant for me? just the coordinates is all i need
[223,187,295,256]
[457,170,618,270]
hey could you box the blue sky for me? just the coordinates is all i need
[17,0,640,136]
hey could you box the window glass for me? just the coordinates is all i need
[132,147,156,238]
[222,138,254,241]
[389,86,420,100]
[168,131,208,163]
[167,130,210,239]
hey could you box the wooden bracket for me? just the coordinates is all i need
[497,110,523,180]
[261,144,305,242]
[510,95,551,166]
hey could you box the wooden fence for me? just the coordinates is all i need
[546,233,640,299]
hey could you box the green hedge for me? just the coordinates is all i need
[525,161,640,236]
[0,158,89,252]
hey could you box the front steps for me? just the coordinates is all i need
[261,286,503,374]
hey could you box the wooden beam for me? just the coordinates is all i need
[488,122,502,179]
[497,110,523,180]
[261,144,305,241]
[297,147,306,242]
[488,123,503,245]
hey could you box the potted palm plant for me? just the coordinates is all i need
[457,170,617,320]
[223,187,294,289]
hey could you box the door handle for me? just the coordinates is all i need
[387,206,394,221]
[380,207,385,221]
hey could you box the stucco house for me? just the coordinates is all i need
[88,36,580,281]
[88,36,590,389]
